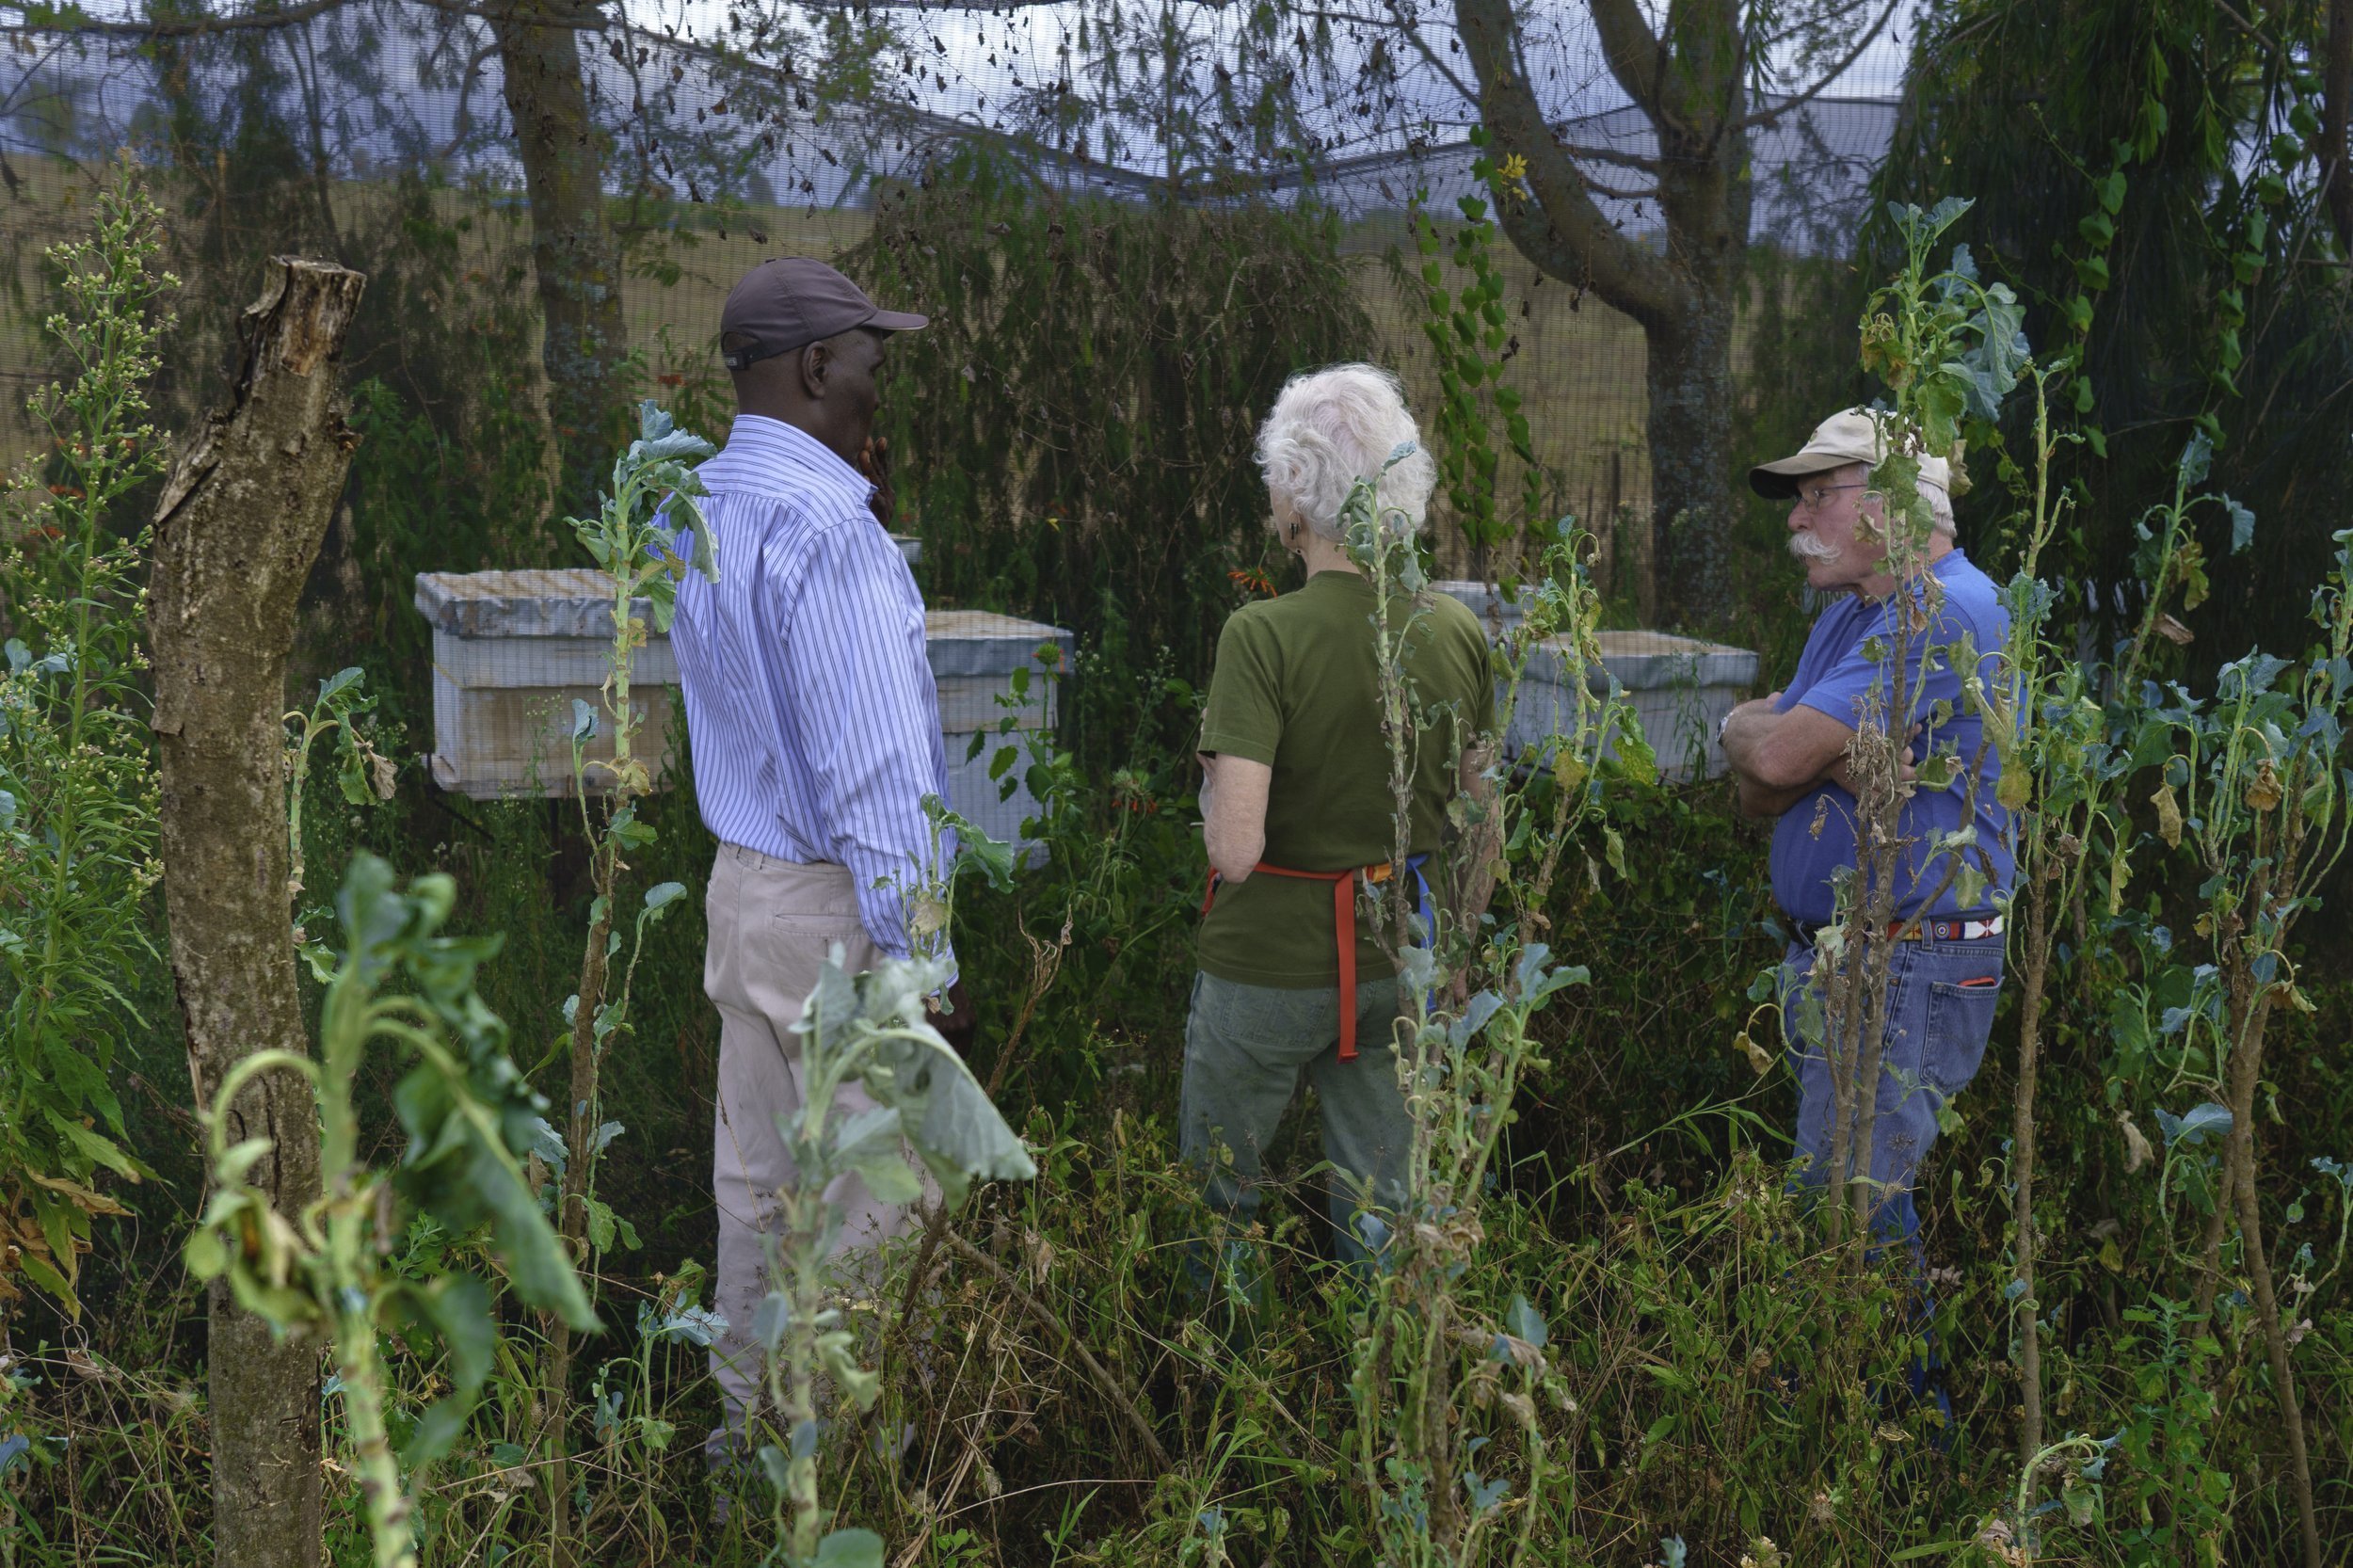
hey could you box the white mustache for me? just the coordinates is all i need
[1787,529,1843,563]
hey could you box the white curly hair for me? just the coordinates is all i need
[1253,363,1436,543]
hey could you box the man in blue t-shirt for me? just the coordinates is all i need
[1720,408,2013,1262]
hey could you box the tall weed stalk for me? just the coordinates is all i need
[538,400,720,1552]
[1785,199,2025,1253]
[748,951,1036,1567]
[1339,456,1632,1566]
[185,853,598,1568]
[0,159,173,1320]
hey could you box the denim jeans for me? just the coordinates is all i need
[1178,970,1411,1299]
[1781,933,2004,1260]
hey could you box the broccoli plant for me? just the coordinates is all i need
[750,952,1037,1568]
[537,401,720,1539]
[186,854,597,1568]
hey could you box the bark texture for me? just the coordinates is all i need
[150,256,367,1568]
[492,0,630,516]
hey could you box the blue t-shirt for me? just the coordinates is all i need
[1768,549,2016,929]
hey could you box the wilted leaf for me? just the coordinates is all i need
[2246,758,2283,812]
[184,1223,227,1282]
[1503,1292,1548,1350]
[1551,748,1587,794]
[2117,1111,2153,1174]
[2154,613,2193,646]
[646,1303,728,1348]
[2225,497,2255,555]
[2177,429,2214,488]
[827,960,1036,1206]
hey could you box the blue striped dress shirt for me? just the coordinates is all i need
[668,414,954,964]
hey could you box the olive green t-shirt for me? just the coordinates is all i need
[1196,570,1496,988]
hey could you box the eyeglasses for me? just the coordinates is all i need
[1795,482,1867,512]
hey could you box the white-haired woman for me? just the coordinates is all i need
[1186,363,1495,1299]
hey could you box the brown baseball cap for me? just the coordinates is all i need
[718,256,927,371]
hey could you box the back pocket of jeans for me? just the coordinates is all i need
[1923,978,2002,1096]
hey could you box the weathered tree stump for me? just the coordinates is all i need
[150,255,366,1568]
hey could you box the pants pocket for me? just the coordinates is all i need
[1923,977,2002,1096]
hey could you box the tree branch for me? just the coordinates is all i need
[1726,0,1903,136]
[1588,0,1682,129]
[1455,0,1688,324]
[1377,0,1479,106]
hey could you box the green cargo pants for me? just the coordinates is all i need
[1178,970,1413,1288]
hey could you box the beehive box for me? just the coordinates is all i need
[1511,630,1759,781]
[1431,579,1531,641]
[416,569,680,798]
[1430,582,1758,779]
[416,570,1073,846]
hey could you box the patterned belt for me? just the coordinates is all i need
[1807,914,2005,944]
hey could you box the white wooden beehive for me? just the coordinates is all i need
[1511,629,1759,781]
[416,568,678,799]
[924,609,1076,849]
[1430,581,1757,781]
[415,569,1074,844]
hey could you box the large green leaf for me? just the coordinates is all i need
[856,1030,1035,1206]
[394,1272,497,1463]
[814,1528,887,1568]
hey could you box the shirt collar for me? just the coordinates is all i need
[709,413,873,499]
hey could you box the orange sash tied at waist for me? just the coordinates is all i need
[1199,859,1417,1063]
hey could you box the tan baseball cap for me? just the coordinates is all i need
[719,256,927,371]
[1748,408,1949,501]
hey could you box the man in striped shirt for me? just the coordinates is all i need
[667,256,968,1458]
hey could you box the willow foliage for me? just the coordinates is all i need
[847,149,1374,763]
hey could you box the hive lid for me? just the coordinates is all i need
[420,536,923,639]
[416,570,651,640]
[1528,628,1760,692]
[923,610,1075,678]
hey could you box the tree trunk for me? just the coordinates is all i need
[1452,0,1747,627]
[2319,0,2353,255]
[492,0,630,517]
[149,256,367,1568]
[1642,297,1736,625]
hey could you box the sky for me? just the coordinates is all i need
[2,0,1928,223]
[612,0,1927,177]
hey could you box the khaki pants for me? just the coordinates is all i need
[704,844,934,1447]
